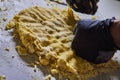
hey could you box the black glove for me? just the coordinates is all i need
[66,0,99,15]
[71,17,117,64]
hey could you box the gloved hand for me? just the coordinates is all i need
[71,17,118,64]
[66,0,99,15]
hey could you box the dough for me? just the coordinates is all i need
[6,6,120,80]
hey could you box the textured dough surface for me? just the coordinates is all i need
[6,6,120,80]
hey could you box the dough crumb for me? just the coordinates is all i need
[44,75,52,80]
[5,48,9,51]
[0,75,6,80]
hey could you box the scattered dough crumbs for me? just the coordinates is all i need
[6,6,120,80]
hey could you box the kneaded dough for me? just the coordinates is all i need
[6,6,120,80]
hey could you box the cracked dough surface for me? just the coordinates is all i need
[6,6,120,80]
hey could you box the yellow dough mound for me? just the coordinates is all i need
[6,6,120,80]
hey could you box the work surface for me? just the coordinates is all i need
[0,0,120,80]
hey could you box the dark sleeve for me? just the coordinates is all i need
[71,17,117,64]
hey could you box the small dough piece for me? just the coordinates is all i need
[16,46,27,55]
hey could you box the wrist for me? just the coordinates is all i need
[110,20,120,48]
